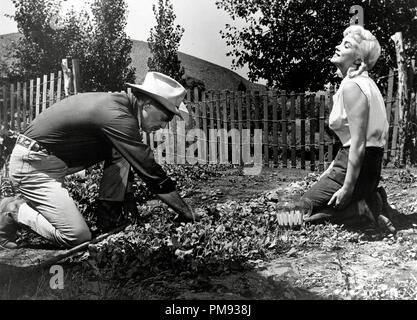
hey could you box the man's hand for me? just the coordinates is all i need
[328,186,353,210]
[157,190,202,222]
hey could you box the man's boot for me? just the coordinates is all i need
[123,193,139,218]
[95,200,126,234]
[0,196,25,249]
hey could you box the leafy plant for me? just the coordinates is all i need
[215,0,417,91]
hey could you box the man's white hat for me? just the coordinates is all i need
[127,72,189,120]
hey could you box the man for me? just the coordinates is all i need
[0,72,200,249]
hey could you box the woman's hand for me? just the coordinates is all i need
[328,186,354,209]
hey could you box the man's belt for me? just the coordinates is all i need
[16,134,52,154]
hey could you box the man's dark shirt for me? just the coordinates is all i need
[23,92,175,194]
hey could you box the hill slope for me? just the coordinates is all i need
[0,33,264,91]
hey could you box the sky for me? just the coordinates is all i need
[0,0,252,80]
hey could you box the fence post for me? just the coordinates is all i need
[263,91,269,167]
[319,95,325,171]
[72,58,81,94]
[208,91,217,164]
[16,82,22,131]
[300,93,306,170]
[29,79,34,121]
[1,85,7,130]
[327,85,335,165]
[200,91,208,163]
[290,92,296,168]
[62,58,73,97]
[22,82,27,130]
[10,83,15,130]
[272,90,279,167]
[391,32,408,166]
[42,74,47,113]
[309,95,316,171]
[384,69,395,163]
[49,72,55,108]
[281,91,287,168]
[221,90,228,163]
[57,71,62,102]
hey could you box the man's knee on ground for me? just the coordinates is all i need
[57,225,92,248]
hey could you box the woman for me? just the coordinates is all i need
[299,25,394,232]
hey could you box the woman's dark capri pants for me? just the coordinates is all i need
[299,146,383,219]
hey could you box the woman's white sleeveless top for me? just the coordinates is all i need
[329,71,389,148]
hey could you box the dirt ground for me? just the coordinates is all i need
[2,167,417,300]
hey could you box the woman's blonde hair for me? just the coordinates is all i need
[343,25,381,78]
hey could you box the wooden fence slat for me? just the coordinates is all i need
[222,90,229,163]
[319,95,325,171]
[42,74,47,113]
[230,91,235,130]
[22,82,27,129]
[300,94,306,170]
[218,91,227,163]
[29,79,34,122]
[237,91,243,133]
[254,91,260,130]
[0,85,3,128]
[246,92,251,130]
[290,92,296,168]
[281,91,287,168]
[2,86,7,129]
[309,95,316,171]
[57,71,62,102]
[200,92,208,163]
[272,90,279,167]
[49,73,55,108]
[16,82,22,131]
[10,83,15,130]
[35,77,41,117]
[193,87,200,130]
[229,92,240,164]
[214,91,221,131]
[208,91,217,164]
[327,86,335,165]
[384,69,394,161]
[391,93,400,159]
[263,92,269,166]
[236,91,243,165]
[176,119,186,164]
[171,111,177,164]
[72,58,81,94]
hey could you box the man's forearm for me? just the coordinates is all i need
[156,190,195,220]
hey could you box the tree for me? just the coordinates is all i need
[216,0,417,91]
[84,0,136,91]
[7,0,90,80]
[7,0,135,91]
[147,0,185,82]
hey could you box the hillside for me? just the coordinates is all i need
[0,33,264,91]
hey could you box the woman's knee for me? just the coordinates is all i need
[297,197,313,215]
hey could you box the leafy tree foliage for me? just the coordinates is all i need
[84,0,136,91]
[7,0,135,91]
[216,0,417,91]
[7,0,90,80]
[147,0,185,82]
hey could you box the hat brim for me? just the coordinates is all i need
[126,83,188,120]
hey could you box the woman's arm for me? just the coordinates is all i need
[328,81,369,209]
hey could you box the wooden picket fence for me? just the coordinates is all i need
[147,70,410,170]
[0,68,414,171]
